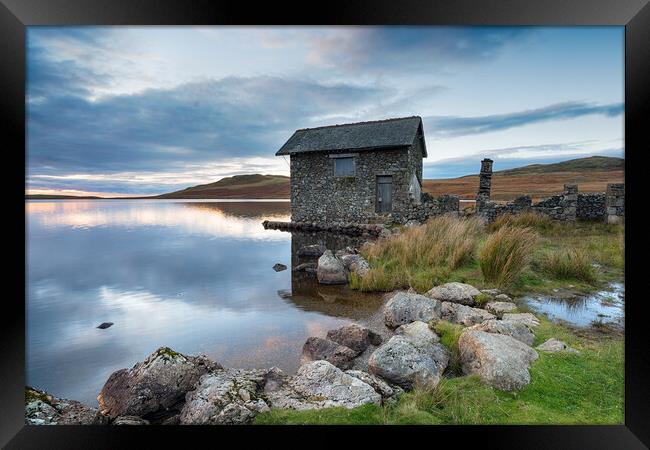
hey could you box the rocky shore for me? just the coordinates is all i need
[26,280,578,426]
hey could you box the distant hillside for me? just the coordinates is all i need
[424,156,624,201]
[26,194,102,199]
[157,174,290,199]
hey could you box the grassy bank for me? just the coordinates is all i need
[254,318,623,425]
[349,213,624,296]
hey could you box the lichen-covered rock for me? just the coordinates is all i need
[484,301,517,317]
[301,336,357,369]
[383,291,441,328]
[345,370,403,404]
[502,313,541,328]
[266,361,381,410]
[395,321,440,344]
[25,387,103,425]
[467,319,534,346]
[179,368,273,425]
[494,293,512,302]
[458,330,538,391]
[113,415,150,425]
[536,338,579,354]
[316,250,348,285]
[441,302,495,326]
[339,253,370,277]
[297,244,326,257]
[368,334,449,390]
[425,282,482,306]
[97,347,220,422]
[326,324,382,354]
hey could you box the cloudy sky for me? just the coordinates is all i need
[26,26,624,197]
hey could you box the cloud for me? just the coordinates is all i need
[423,101,624,138]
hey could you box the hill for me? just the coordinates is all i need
[26,194,102,200]
[423,156,624,201]
[156,174,290,199]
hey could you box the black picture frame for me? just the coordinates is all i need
[3,0,649,447]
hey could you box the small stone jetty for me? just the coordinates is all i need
[263,220,390,237]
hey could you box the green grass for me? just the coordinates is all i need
[537,248,598,283]
[432,320,465,376]
[479,225,538,287]
[254,319,623,425]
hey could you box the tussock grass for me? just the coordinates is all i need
[489,211,554,233]
[538,248,597,282]
[479,225,538,287]
[353,216,482,292]
[432,320,465,375]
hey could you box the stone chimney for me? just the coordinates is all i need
[476,158,493,204]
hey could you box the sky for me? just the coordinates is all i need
[26,26,624,197]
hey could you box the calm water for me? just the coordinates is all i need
[522,282,625,327]
[26,200,382,405]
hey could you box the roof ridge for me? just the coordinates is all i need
[296,116,421,132]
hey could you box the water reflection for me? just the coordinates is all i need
[26,200,382,406]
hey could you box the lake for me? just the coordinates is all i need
[26,200,383,405]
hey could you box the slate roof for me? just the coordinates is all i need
[275,116,426,157]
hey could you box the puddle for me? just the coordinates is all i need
[522,282,624,327]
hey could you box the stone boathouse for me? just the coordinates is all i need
[276,116,429,224]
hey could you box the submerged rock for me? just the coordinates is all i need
[458,330,538,391]
[467,319,535,346]
[537,338,580,354]
[368,329,449,390]
[25,387,103,425]
[272,263,287,272]
[301,337,357,369]
[383,291,441,328]
[316,250,348,285]
[293,262,317,273]
[441,302,495,327]
[97,347,220,422]
[326,324,382,354]
[425,282,481,306]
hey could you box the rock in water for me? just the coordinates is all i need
[316,250,348,285]
[383,291,441,328]
[425,282,482,306]
[97,347,220,422]
[326,324,382,354]
[484,301,517,317]
[441,302,495,326]
[458,330,538,391]
[272,263,287,272]
[301,337,357,369]
[502,313,541,328]
[297,244,326,257]
[338,253,370,277]
[368,329,449,390]
[467,319,535,346]
[179,368,274,425]
[537,338,579,354]
[97,322,113,329]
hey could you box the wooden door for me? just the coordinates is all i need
[377,176,393,213]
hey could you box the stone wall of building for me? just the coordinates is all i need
[606,183,625,224]
[577,193,606,221]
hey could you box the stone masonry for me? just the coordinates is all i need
[606,183,625,224]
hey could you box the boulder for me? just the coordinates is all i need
[293,262,317,273]
[316,250,348,285]
[481,288,501,297]
[425,282,482,306]
[383,292,441,328]
[368,334,449,390]
[339,253,370,277]
[301,337,357,369]
[458,330,538,391]
[467,319,535,346]
[326,324,382,354]
[502,313,541,328]
[484,301,517,317]
[395,321,440,345]
[537,338,579,354]
[97,347,220,421]
[97,322,114,329]
[344,370,403,404]
[272,263,287,272]
[441,302,495,327]
[297,244,326,257]
[266,361,382,410]
[179,368,273,425]
[25,387,103,425]
[494,293,512,302]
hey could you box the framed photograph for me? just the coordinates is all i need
[3,0,649,447]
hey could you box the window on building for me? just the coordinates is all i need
[334,157,355,177]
